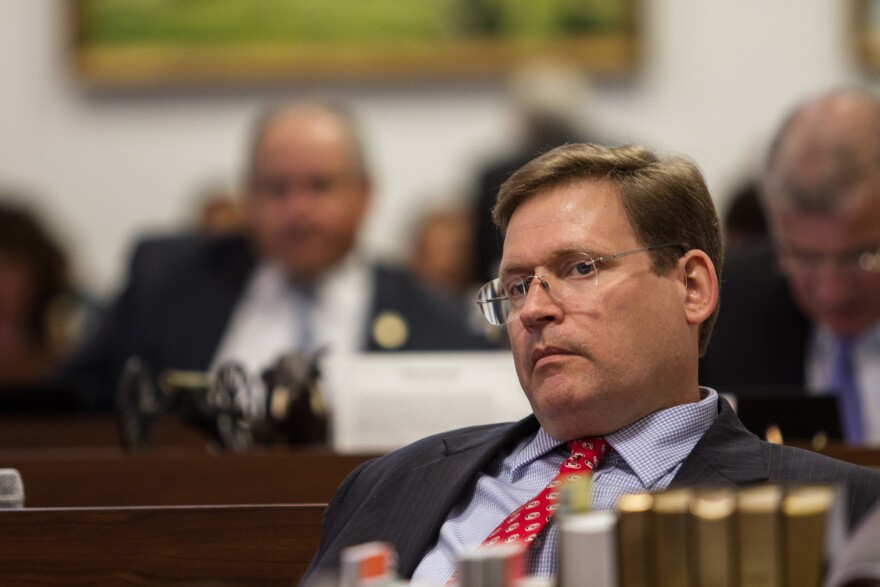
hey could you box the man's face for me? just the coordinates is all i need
[770,191,880,337]
[502,182,697,441]
[247,111,370,282]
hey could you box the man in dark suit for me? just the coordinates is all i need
[58,102,492,411]
[302,143,880,585]
[699,239,811,391]
[700,89,880,443]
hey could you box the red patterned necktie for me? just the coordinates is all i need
[483,437,611,548]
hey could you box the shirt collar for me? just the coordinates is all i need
[510,388,718,485]
[814,322,880,350]
[255,252,366,297]
[287,252,366,294]
[507,427,563,476]
[604,387,718,488]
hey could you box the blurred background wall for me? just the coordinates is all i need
[0,0,864,297]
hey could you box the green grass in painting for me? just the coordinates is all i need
[80,0,632,46]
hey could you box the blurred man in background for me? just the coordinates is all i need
[59,101,492,411]
[700,89,880,443]
[722,178,768,249]
[0,197,90,388]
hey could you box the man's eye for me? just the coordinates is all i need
[310,175,339,194]
[790,253,819,267]
[567,261,596,277]
[256,180,287,198]
[504,279,528,298]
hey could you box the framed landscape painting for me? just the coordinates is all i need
[71,0,639,88]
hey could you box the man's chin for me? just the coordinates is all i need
[820,314,878,338]
[280,260,326,282]
[278,251,341,279]
[534,410,611,441]
[529,390,597,431]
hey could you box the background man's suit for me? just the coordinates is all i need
[699,241,811,392]
[59,233,492,410]
[303,398,880,582]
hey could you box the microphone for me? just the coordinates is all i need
[0,469,24,508]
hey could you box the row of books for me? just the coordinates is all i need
[559,483,843,587]
[333,483,843,587]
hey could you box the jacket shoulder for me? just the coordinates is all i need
[760,441,880,529]
[129,232,251,273]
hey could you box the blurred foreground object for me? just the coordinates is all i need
[459,544,525,587]
[0,468,24,509]
[825,500,880,587]
[326,484,842,586]
[340,542,399,587]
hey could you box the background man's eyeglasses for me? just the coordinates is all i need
[779,245,880,277]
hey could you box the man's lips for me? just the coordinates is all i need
[531,346,576,367]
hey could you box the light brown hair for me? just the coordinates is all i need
[493,143,724,355]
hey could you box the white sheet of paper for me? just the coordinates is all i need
[323,351,532,454]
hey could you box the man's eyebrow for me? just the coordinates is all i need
[498,262,530,278]
[556,246,605,258]
[498,247,605,276]
[783,241,879,255]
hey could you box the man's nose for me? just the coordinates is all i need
[517,278,563,327]
[812,270,857,305]
[280,187,318,215]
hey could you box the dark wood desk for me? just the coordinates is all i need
[0,413,376,507]
[0,413,208,449]
[3,447,374,507]
[0,504,323,586]
[1,415,877,511]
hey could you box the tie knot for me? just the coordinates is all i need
[564,437,610,471]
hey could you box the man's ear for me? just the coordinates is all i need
[357,176,374,216]
[680,249,719,326]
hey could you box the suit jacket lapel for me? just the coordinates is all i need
[194,236,255,366]
[670,398,769,488]
[390,417,540,577]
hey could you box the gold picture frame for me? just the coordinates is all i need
[72,0,639,88]
[855,0,880,71]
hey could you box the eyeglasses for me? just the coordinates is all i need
[779,245,880,277]
[252,172,355,200]
[476,244,684,325]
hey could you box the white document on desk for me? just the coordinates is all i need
[324,351,532,454]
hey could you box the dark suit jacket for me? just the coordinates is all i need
[699,240,812,393]
[58,233,493,410]
[302,398,880,583]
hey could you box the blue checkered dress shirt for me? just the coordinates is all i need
[411,388,719,584]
